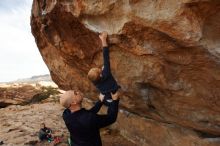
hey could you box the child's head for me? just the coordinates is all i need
[87,67,102,82]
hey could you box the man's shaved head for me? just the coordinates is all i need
[60,90,83,108]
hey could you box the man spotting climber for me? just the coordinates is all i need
[87,31,121,106]
[60,90,120,146]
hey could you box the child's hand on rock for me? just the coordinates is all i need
[99,31,108,47]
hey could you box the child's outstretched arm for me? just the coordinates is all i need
[99,32,111,78]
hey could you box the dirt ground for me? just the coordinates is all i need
[34,128,136,146]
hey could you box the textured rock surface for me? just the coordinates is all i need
[31,0,220,145]
[0,84,41,107]
[0,82,58,107]
[115,109,220,146]
[0,103,66,146]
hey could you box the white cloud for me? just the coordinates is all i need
[0,0,49,82]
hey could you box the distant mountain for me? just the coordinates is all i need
[12,74,52,83]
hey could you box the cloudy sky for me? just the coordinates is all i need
[0,0,49,82]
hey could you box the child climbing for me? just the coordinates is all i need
[87,31,121,105]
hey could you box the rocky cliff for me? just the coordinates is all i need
[31,0,220,145]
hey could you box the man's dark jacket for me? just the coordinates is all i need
[62,99,119,146]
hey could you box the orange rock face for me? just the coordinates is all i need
[31,0,220,145]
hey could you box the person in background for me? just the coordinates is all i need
[38,123,52,142]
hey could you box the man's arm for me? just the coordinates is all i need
[89,94,104,113]
[91,92,120,129]
[89,100,103,113]
[94,100,119,129]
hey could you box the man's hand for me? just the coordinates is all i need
[99,31,108,47]
[111,91,120,101]
[99,93,105,102]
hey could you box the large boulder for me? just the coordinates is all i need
[31,0,220,145]
[0,84,41,107]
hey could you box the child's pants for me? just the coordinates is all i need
[103,89,118,106]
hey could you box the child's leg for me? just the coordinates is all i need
[111,89,118,94]
[103,93,112,106]
[105,92,112,100]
